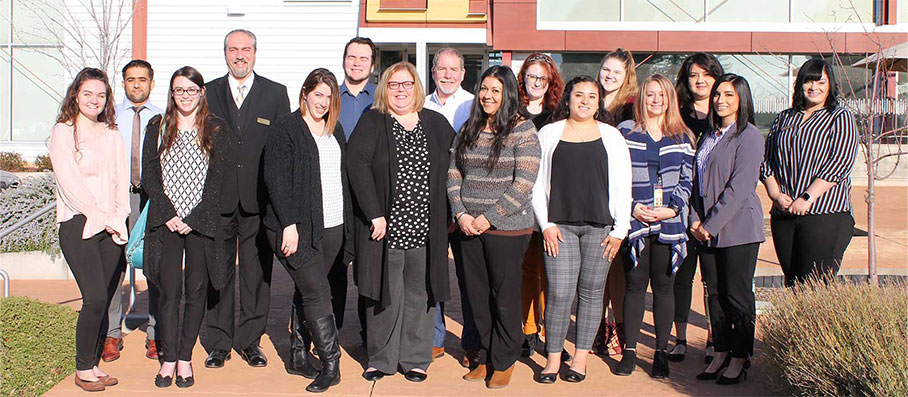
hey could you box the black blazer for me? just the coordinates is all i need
[205,73,291,214]
[346,109,455,309]
[141,115,232,289]
[262,110,354,268]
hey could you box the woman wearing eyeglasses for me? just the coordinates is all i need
[515,52,565,358]
[142,66,231,388]
[346,62,455,382]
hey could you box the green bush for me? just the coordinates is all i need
[33,154,53,172]
[0,296,78,396]
[760,279,908,396]
[0,174,59,255]
[0,152,25,172]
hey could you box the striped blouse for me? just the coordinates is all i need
[760,106,858,215]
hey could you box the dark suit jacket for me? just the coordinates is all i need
[346,109,455,309]
[690,121,765,248]
[205,73,291,214]
[141,115,232,289]
[262,110,354,269]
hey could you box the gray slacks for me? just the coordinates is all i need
[365,246,436,374]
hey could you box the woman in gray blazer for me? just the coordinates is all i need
[689,74,764,385]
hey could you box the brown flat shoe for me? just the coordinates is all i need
[487,364,515,389]
[74,376,105,392]
[98,375,118,386]
[145,340,160,360]
[461,349,480,368]
[432,346,445,359]
[101,337,123,362]
[463,364,487,382]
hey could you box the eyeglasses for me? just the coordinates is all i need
[387,81,415,91]
[525,74,549,85]
[172,87,201,96]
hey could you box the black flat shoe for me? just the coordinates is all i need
[667,339,686,362]
[614,350,636,376]
[175,375,194,388]
[404,370,427,382]
[696,355,731,380]
[537,372,557,384]
[204,349,230,368]
[651,350,669,379]
[362,369,385,381]
[240,345,268,367]
[154,374,172,388]
[564,369,586,383]
[716,369,747,385]
[521,333,539,357]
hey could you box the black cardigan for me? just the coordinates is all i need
[346,109,455,309]
[262,110,354,268]
[141,114,232,289]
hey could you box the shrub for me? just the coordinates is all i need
[34,154,53,172]
[0,174,59,255]
[0,152,25,172]
[760,278,908,396]
[0,296,78,396]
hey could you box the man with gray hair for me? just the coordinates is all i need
[203,28,290,369]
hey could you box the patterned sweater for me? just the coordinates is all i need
[447,119,541,231]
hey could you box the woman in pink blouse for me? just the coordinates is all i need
[49,67,129,393]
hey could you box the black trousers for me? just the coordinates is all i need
[623,236,675,351]
[205,207,273,352]
[673,238,718,324]
[326,246,348,329]
[60,215,124,371]
[701,242,759,358]
[158,229,209,362]
[452,231,529,371]
[770,211,854,287]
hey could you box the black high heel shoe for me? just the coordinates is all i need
[667,339,686,362]
[716,368,747,385]
[695,355,730,381]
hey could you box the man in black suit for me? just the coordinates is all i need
[203,29,290,369]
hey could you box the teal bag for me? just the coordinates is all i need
[125,206,148,269]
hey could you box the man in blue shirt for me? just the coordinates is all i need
[105,59,164,363]
[338,37,376,139]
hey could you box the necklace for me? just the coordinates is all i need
[565,120,590,142]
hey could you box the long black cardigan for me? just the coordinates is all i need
[346,109,455,309]
[261,110,354,268]
[141,115,232,289]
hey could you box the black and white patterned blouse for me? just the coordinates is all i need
[312,131,344,228]
[388,119,430,250]
[162,129,208,219]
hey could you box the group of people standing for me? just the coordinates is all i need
[49,28,857,393]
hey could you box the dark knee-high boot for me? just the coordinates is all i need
[306,314,340,393]
[289,303,318,379]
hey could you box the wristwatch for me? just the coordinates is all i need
[799,192,814,203]
[667,204,681,216]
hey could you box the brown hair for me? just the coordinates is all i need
[299,68,341,134]
[599,48,638,113]
[517,52,564,113]
[633,74,695,145]
[372,62,425,114]
[160,66,220,156]
[56,68,118,153]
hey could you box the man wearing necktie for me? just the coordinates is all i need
[202,29,290,369]
[109,59,164,362]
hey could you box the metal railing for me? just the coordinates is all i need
[0,201,57,298]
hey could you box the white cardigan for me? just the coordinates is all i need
[531,119,633,240]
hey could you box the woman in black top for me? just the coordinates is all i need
[761,58,858,286]
[142,66,230,389]
[262,68,351,393]
[346,62,455,382]
[670,52,724,364]
[515,52,565,358]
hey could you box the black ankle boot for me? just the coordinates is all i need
[305,314,341,393]
[652,350,669,379]
[615,350,636,376]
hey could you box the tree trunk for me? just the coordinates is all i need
[866,144,878,286]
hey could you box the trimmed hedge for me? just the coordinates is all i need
[0,174,59,255]
[760,279,908,396]
[0,296,78,396]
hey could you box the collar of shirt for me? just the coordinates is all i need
[228,72,256,100]
[427,86,472,108]
[340,82,375,98]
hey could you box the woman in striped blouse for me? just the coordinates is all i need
[615,74,695,379]
[761,58,858,286]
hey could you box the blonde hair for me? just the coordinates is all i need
[372,62,425,114]
[600,48,638,113]
[633,74,695,145]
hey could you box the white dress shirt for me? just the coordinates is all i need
[228,72,256,108]
[115,98,164,177]
[424,87,473,132]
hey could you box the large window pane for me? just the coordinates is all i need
[792,0,873,23]
[708,0,790,23]
[538,0,620,22]
[12,0,63,45]
[0,51,8,141]
[624,0,704,23]
[12,49,63,141]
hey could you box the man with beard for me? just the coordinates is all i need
[203,29,290,369]
[422,47,479,367]
[105,59,164,362]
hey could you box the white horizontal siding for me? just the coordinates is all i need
[145,0,359,110]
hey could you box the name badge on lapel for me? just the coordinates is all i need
[256,117,271,126]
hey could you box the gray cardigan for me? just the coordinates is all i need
[690,121,765,248]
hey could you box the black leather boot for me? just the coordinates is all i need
[305,314,341,393]
[288,302,318,379]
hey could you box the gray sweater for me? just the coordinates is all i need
[447,119,540,231]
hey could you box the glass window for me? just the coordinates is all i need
[12,49,64,141]
[623,0,704,23]
[901,0,908,24]
[707,0,790,23]
[538,0,620,22]
[792,0,874,23]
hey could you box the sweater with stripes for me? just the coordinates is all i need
[619,121,695,272]
[447,119,541,231]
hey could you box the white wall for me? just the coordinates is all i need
[145,0,360,110]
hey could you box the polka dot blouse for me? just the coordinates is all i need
[388,118,430,250]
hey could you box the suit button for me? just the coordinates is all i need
[238,164,243,168]
[238,140,243,145]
